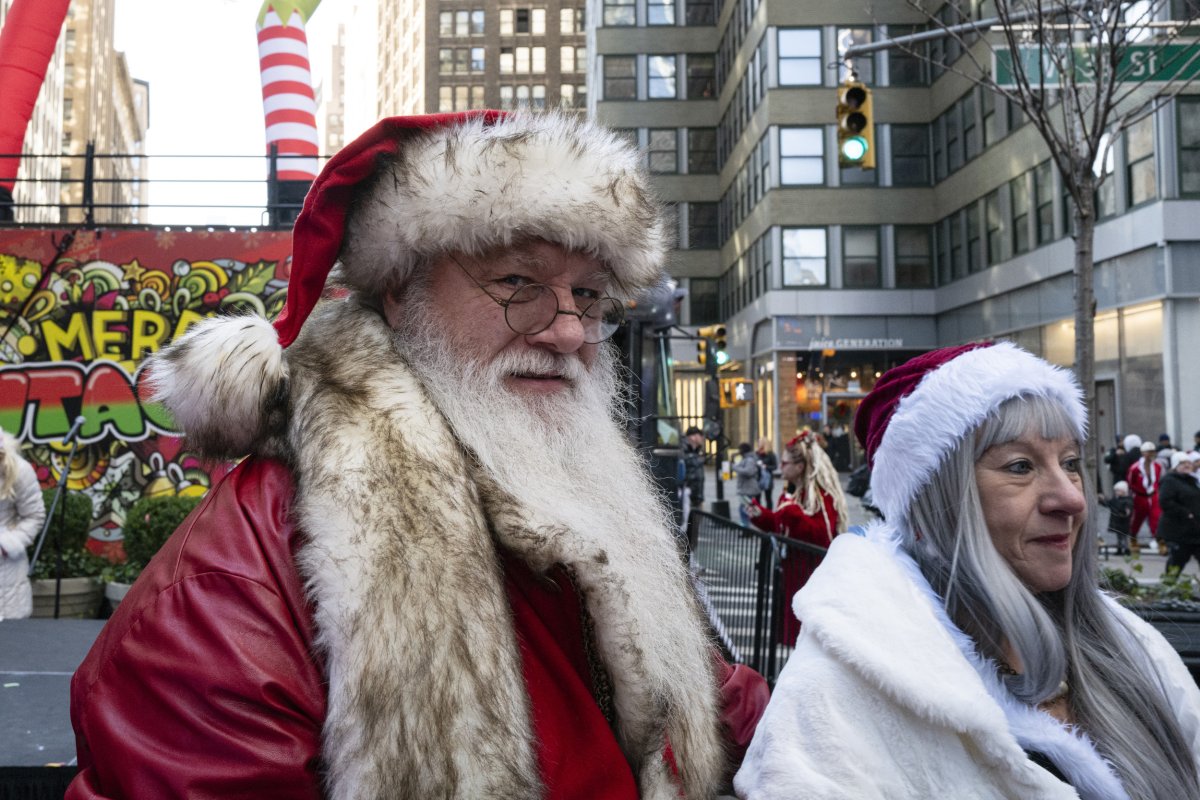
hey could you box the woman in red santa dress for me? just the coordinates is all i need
[746,431,847,646]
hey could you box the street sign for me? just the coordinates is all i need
[994,43,1200,88]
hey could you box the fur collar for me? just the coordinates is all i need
[796,524,1128,800]
[159,300,725,799]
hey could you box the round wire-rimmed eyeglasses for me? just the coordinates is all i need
[449,254,626,344]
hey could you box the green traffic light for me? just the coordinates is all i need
[841,136,869,162]
[715,350,730,366]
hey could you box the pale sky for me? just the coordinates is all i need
[113,0,356,226]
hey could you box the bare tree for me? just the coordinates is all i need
[871,0,1199,469]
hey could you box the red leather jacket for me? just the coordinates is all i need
[67,458,767,799]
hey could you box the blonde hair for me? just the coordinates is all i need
[0,433,22,501]
[755,437,772,452]
[785,431,848,536]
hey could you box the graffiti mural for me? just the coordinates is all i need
[0,227,292,555]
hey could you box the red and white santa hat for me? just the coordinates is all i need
[853,341,1087,526]
[275,109,669,346]
[149,111,669,457]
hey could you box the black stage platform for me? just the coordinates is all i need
[0,618,104,798]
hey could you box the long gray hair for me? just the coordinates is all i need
[903,393,1199,800]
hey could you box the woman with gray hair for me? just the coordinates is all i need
[735,342,1200,800]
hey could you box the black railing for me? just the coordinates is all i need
[688,509,827,685]
[0,147,317,229]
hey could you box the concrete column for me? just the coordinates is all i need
[777,350,799,443]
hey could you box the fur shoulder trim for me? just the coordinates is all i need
[145,313,288,460]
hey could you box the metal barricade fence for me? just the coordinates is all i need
[687,509,827,686]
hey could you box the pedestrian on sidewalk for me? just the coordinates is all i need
[0,433,45,621]
[735,342,1200,800]
[1099,480,1134,556]
[745,431,846,647]
[755,438,778,509]
[733,442,761,527]
[1160,452,1200,582]
[66,112,768,800]
[1127,440,1165,555]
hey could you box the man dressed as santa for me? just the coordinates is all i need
[66,112,767,799]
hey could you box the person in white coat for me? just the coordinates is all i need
[735,341,1200,800]
[0,433,46,619]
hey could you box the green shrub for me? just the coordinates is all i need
[122,495,202,568]
[25,490,98,578]
[38,489,94,552]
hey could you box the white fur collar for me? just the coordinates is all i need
[795,524,1128,800]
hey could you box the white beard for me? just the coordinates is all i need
[392,299,680,555]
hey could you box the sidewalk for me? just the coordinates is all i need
[704,466,1200,587]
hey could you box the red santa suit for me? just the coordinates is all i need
[1127,456,1163,540]
[748,487,838,646]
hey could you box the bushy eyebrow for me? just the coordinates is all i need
[488,252,613,289]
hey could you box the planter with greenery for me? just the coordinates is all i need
[104,495,202,611]
[1103,566,1200,682]
[27,489,105,618]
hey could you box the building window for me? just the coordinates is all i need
[471,10,485,34]
[967,203,983,273]
[782,228,828,286]
[500,85,515,109]
[516,85,530,106]
[559,83,587,109]
[843,227,880,288]
[779,127,824,185]
[532,9,546,34]
[532,84,546,110]
[778,28,822,86]
[561,46,586,72]
[440,12,454,35]
[439,48,453,74]
[1180,98,1200,195]
[532,46,546,72]
[648,0,675,25]
[687,53,715,99]
[837,28,874,85]
[690,278,720,324]
[685,0,715,25]
[500,47,515,73]
[981,88,998,146]
[604,0,635,26]
[688,202,719,248]
[962,91,980,161]
[604,56,637,99]
[687,128,718,173]
[516,46,531,72]
[985,189,1004,264]
[1011,174,1030,255]
[945,103,962,173]
[439,86,453,112]
[471,85,485,109]
[516,8,530,32]
[561,8,585,33]
[647,129,678,173]
[950,209,966,280]
[1126,113,1157,206]
[894,226,932,287]
[500,9,514,34]
[1034,160,1055,244]
[648,55,678,98]
[887,25,927,86]
[470,47,485,72]
[891,124,929,186]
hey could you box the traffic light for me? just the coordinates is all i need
[836,81,875,169]
[698,324,728,366]
[697,338,708,366]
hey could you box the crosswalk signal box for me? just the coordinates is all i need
[719,377,754,409]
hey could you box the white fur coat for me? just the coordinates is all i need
[734,524,1200,800]
[0,457,46,620]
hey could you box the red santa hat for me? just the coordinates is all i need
[854,341,1087,526]
[149,111,669,456]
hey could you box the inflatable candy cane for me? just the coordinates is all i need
[256,1,323,181]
